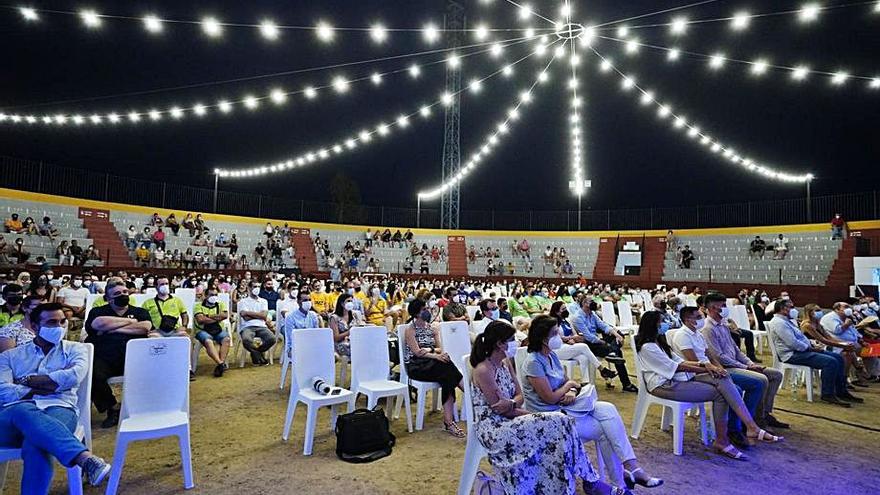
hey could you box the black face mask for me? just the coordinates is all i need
[112,295,130,307]
[561,310,570,319]
[5,294,22,306]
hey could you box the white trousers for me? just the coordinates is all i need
[574,401,637,487]
[555,343,600,381]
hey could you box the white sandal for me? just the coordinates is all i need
[623,468,664,488]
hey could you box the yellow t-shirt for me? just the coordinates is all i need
[311,291,331,314]
[193,300,228,332]
[364,298,388,326]
[141,296,188,329]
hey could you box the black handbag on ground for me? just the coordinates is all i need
[335,406,396,463]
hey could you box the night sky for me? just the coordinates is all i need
[1,0,878,213]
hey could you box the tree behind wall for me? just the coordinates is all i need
[330,172,363,225]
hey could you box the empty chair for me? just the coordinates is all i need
[281,328,355,455]
[350,325,412,432]
[615,301,638,334]
[105,337,194,494]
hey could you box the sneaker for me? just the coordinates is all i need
[101,408,120,429]
[837,393,864,404]
[222,362,229,370]
[599,367,618,380]
[820,395,851,408]
[213,363,225,377]
[766,415,790,429]
[621,383,638,393]
[82,456,112,486]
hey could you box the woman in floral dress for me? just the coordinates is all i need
[470,321,632,495]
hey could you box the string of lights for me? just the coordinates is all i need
[589,46,814,183]
[562,1,588,196]
[417,40,563,200]
[596,1,880,32]
[9,4,556,43]
[217,39,556,179]
[0,35,540,128]
[598,34,880,89]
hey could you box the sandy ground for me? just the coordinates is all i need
[3,344,880,495]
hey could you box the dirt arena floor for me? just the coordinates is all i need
[4,344,879,495]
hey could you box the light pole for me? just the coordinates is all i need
[416,195,422,228]
[212,170,220,213]
[569,179,592,231]
[805,174,814,223]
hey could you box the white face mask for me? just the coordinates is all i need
[39,324,67,345]
[344,301,355,311]
[157,284,170,295]
[789,308,799,320]
[301,301,313,311]
[72,279,82,288]
[547,335,563,350]
[372,288,381,297]
[719,306,730,319]
[871,302,879,311]
[207,296,218,305]
[692,318,705,330]
[251,287,261,297]
[843,308,853,317]
[505,341,518,359]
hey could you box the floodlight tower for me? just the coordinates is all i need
[440,0,465,230]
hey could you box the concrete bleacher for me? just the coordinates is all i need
[1,199,102,266]
[465,237,599,278]
[663,232,842,285]
[313,229,449,274]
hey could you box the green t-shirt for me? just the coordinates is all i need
[507,299,529,318]
[522,296,542,314]
[0,309,24,328]
[193,300,228,332]
[141,296,188,329]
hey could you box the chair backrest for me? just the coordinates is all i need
[396,324,410,384]
[276,298,297,332]
[439,321,472,376]
[617,300,635,327]
[143,288,157,298]
[131,293,151,307]
[461,353,477,425]
[471,318,490,336]
[350,325,392,391]
[120,337,190,421]
[173,288,196,328]
[84,293,101,320]
[73,342,94,449]
[292,328,337,392]
[765,325,782,367]
[729,305,750,331]
[600,301,617,326]
[465,305,480,321]
[628,334,648,389]
[513,346,528,385]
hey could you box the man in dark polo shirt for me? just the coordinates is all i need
[85,277,153,428]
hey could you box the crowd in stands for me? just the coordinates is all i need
[2,212,101,268]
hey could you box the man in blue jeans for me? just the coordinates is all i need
[0,302,112,494]
[768,298,863,408]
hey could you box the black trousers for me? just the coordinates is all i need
[406,357,462,404]
[92,353,125,413]
[730,328,757,360]
[586,335,632,387]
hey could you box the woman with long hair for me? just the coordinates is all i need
[635,311,781,461]
[470,321,631,495]
[329,293,363,357]
[548,301,617,385]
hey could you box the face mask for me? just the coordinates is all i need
[675,304,684,312]
[5,294,22,305]
[567,287,576,295]
[347,288,354,295]
[301,301,313,311]
[39,324,67,345]
[547,335,563,350]
[158,284,170,295]
[813,310,824,319]
[692,318,705,330]
[207,296,218,305]
[561,310,570,319]
[344,301,355,311]
[372,288,381,297]
[490,309,500,320]
[658,322,671,335]
[844,308,853,317]
[251,287,261,296]
[289,290,299,299]
[761,296,770,303]
[789,308,799,320]
[419,309,433,322]
[428,299,437,308]
[719,307,730,319]
[112,294,130,307]
[72,279,82,288]
[871,303,879,311]
[83,280,92,287]
[505,341,518,359]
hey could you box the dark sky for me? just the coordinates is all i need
[1,0,878,212]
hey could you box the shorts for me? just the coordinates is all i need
[195,330,230,344]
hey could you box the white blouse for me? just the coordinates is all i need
[637,342,694,392]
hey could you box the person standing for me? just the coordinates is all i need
[831,213,845,240]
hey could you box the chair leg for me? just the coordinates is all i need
[457,433,483,495]
[279,356,288,390]
[329,404,338,433]
[66,466,83,495]
[177,427,195,489]
[630,397,649,439]
[416,388,427,431]
[105,437,129,495]
[0,461,8,493]
[672,407,686,456]
[282,394,299,441]
[402,391,413,433]
[366,393,377,411]
[303,405,319,456]
[393,388,404,420]
[698,404,709,446]
[660,406,672,432]
[805,370,814,403]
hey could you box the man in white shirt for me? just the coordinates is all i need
[56,276,90,320]
[237,280,276,366]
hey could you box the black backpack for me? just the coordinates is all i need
[335,407,396,463]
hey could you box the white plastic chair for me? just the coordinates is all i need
[767,330,818,402]
[439,321,472,377]
[629,336,710,456]
[464,305,480,321]
[281,328,356,455]
[171,288,196,329]
[615,300,639,334]
[0,342,93,495]
[392,324,443,430]
[599,301,618,328]
[190,293,231,373]
[105,337,194,494]
[276,298,298,388]
[470,318,490,336]
[350,326,412,432]
[456,354,489,495]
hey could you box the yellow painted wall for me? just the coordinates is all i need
[2,187,878,238]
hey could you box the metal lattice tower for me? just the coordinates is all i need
[440,1,464,230]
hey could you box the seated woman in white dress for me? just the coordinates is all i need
[470,320,632,495]
[520,315,662,490]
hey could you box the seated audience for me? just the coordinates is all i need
[4,213,24,234]
[0,294,43,352]
[772,234,789,260]
[569,297,636,392]
[140,277,190,337]
[470,321,633,495]
[522,316,662,489]
[329,293,364,357]
[0,303,112,492]
[549,301,618,385]
[193,286,231,377]
[749,236,767,259]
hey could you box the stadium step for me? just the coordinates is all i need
[447,235,468,277]
[291,229,319,273]
[82,216,134,267]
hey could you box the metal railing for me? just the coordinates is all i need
[2,155,878,231]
